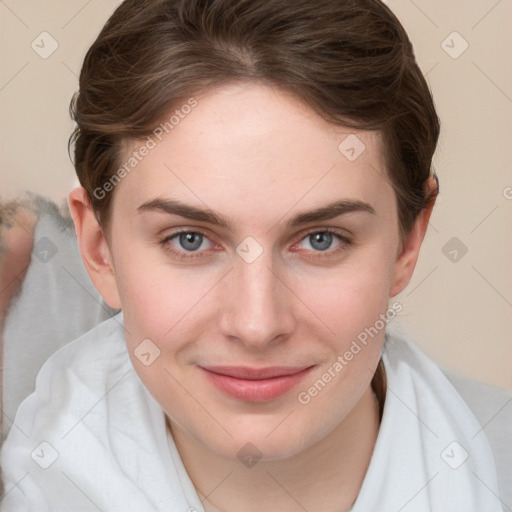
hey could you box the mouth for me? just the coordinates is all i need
[199,365,316,402]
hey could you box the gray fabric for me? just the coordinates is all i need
[445,369,512,510]
[1,197,119,440]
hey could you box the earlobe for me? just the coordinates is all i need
[390,176,438,297]
[68,187,122,309]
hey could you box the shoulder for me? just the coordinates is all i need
[384,334,511,437]
[443,369,512,432]
[1,313,132,506]
[0,312,185,510]
[443,368,512,505]
[5,312,129,439]
[383,332,512,506]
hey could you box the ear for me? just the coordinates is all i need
[68,187,122,309]
[390,176,438,297]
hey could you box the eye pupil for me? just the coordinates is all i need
[180,232,203,251]
[310,232,332,251]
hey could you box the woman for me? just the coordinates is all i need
[1,0,510,510]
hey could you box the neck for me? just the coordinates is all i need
[169,384,381,512]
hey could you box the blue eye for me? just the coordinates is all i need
[300,231,346,252]
[303,231,336,251]
[175,232,204,251]
[161,230,214,260]
[293,229,352,261]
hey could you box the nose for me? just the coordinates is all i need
[218,252,296,350]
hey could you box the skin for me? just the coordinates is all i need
[69,81,436,512]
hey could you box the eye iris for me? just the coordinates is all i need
[310,232,332,251]
[180,232,203,251]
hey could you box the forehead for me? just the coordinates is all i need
[114,82,393,221]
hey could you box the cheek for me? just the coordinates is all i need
[293,265,389,429]
[112,249,224,372]
[110,242,186,340]
[291,243,395,405]
[298,250,396,341]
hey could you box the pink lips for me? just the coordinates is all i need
[200,365,314,402]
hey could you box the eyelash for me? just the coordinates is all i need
[160,228,353,262]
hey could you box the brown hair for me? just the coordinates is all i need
[69,0,440,241]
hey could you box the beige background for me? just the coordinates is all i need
[0,0,511,390]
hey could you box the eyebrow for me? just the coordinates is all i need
[137,197,376,230]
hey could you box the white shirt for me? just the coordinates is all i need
[1,312,510,511]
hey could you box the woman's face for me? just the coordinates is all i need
[103,82,410,461]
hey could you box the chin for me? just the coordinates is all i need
[200,417,322,463]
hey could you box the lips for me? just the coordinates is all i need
[203,365,311,379]
[199,365,315,402]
